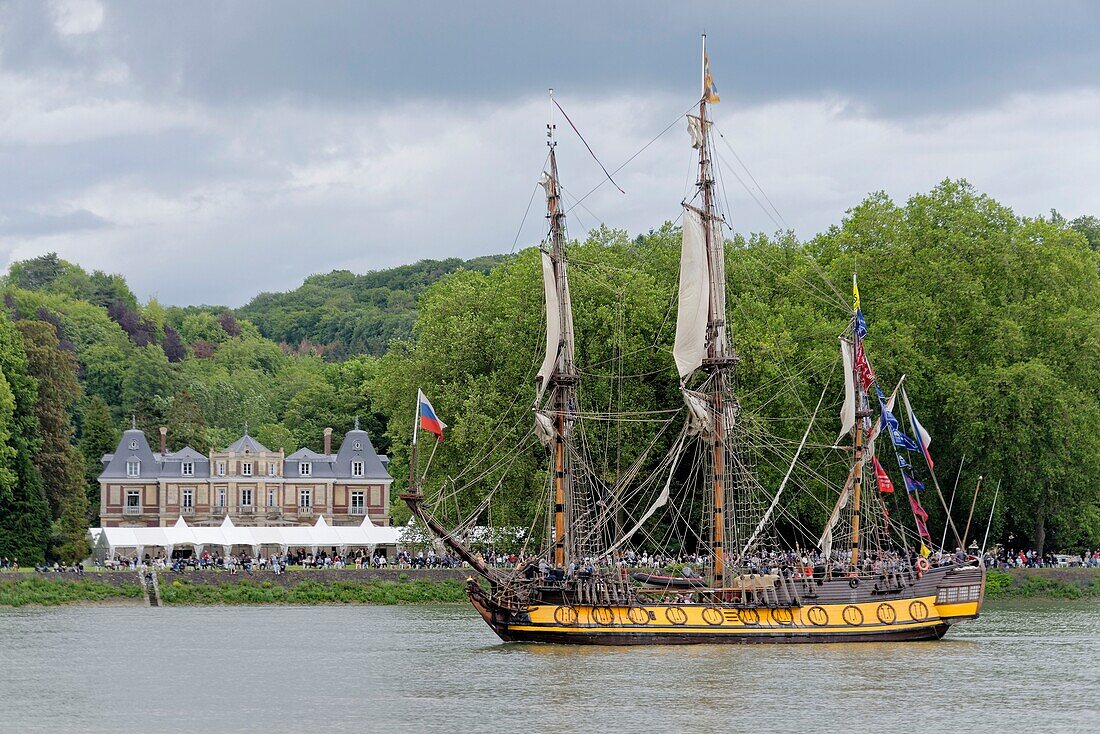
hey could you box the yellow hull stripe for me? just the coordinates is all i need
[506,596,980,636]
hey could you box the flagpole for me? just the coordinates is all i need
[941,453,965,550]
[980,479,1001,559]
[962,475,984,548]
[407,390,421,496]
[901,385,963,550]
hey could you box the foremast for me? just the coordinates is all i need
[535,91,579,569]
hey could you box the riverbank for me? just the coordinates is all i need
[0,576,145,607]
[986,568,1100,599]
[2,567,1097,606]
[0,569,473,607]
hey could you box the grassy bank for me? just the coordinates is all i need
[159,578,469,605]
[0,577,144,607]
[986,569,1100,600]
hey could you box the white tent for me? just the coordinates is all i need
[88,515,402,559]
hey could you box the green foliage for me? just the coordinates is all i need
[985,570,1013,597]
[237,256,506,357]
[0,316,49,563]
[0,577,144,606]
[78,396,117,520]
[8,253,137,309]
[165,389,209,453]
[15,319,90,562]
[158,577,467,605]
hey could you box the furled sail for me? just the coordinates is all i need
[535,249,560,404]
[838,338,855,438]
[533,410,555,446]
[682,388,712,436]
[674,205,710,379]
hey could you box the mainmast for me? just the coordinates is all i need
[540,90,578,568]
[696,35,734,586]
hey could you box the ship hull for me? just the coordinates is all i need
[468,564,984,646]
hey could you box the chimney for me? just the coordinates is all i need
[323,427,333,456]
[159,426,167,455]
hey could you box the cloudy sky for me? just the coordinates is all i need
[2,1,1099,306]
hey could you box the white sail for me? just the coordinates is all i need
[560,256,576,371]
[674,205,710,379]
[535,250,560,404]
[838,338,855,438]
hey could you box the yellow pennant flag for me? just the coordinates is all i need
[704,53,720,104]
[920,543,931,558]
[852,274,861,312]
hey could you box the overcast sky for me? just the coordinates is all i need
[2,1,1099,306]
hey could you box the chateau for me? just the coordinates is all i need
[98,421,393,528]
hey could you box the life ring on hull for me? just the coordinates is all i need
[554,605,579,625]
[915,557,930,573]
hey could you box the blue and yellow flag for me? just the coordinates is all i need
[704,53,720,103]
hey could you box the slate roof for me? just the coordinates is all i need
[224,434,271,454]
[334,429,392,480]
[100,428,392,482]
[284,448,336,479]
[99,429,158,479]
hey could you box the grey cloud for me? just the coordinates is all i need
[1,2,1099,307]
[0,207,112,237]
[3,1,1099,115]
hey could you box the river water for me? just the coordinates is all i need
[0,601,1096,733]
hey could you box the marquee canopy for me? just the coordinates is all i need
[89,514,401,558]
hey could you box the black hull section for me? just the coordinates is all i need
[494,624,950,645]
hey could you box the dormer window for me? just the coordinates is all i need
[126,460,140,478]
[129,439,138,450]
[351,460,364,478]
[353,440,362,450]
[299,461,312,477]
[181,461,194,477]
[268,462,277,477]
[216,461,226,477]
[242,462,253,477]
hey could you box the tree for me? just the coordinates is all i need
[0,316,49,563]
[9,253,65,291]
[165,389,209,453]
[1070,214,1100,251]
[15,319,90,562]
[162,324,186,362]
[78,395,117,522]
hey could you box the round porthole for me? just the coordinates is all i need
[842,605,864,626]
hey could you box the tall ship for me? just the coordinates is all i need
[403,37,985,644]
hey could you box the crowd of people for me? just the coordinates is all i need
[8,544,1100,576]
[983,548,1100,569]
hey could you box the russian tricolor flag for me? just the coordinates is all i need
[417,389,446,440]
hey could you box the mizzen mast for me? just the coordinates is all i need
[676,34,736,587]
